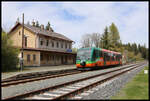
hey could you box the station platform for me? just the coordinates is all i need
[2,65,76,80]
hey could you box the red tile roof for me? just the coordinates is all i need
[8,22,73,42]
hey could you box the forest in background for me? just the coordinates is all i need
[73,22,148,62]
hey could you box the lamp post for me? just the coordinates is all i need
[21,13,24,72]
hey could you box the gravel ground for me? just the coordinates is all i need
[79,63,148,100]
[2,64,136,99]
[2,65,76,80]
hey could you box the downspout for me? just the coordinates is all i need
[35,32,38,48]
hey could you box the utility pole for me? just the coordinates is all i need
[21,13,24,72]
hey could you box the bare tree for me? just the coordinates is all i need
[91,32,101,48]
[80,34,92,48]
[2,24,11,33]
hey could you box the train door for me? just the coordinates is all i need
[103,52,106,66]
[61,56,64,64]
[65,55,67,64]
[92,50,96,61]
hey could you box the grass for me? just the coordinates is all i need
[111,66,149,100]
[2,65,32,73]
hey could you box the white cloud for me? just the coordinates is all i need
[2,2,149,48]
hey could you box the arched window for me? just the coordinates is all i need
[52,41,54,47]
[57,42,59,48]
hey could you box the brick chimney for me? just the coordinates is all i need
[40,24,44,30]
[16,17,19,24]
[32,19,35,26]
[49,27,54,32]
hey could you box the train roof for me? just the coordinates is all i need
[78,47,121,55]
[101,48,121,55]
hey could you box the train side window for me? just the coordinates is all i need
[96,50,99,58]
[100,51,102,57]
[104,52,106,61]
[93,50,96,61]
[108,53,110,61]
[112,54,114,61]
[117,55,118,61]
[106,53,108,61]
[95,50,98,58]
[93,49,99,59]
[100,51,103,58]
[106,52,109,61]
[105,53,107,61]
[114,54,116,61]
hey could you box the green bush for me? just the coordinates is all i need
[2,31,19,72]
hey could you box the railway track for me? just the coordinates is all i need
[2,62,146,100]
[2,69,82,87]
[1,62,138,87]
[1,63,136,87]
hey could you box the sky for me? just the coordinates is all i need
[2,1,149,48]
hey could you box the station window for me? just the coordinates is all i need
[53,56,55,60]
[65,43,67,49]
[47,54,49,61]
[25,37,27,47]
[40,40,43,46]
[49,55,51,60]
[61,42,63,48]
[19,31,21,35]
[52,41,54,47]
[57,42,59,48]
[46,40,49,46]
[69,44,71,49]
[27,54,30,62]
[33,54,36,61]
[57,56,59,61]
[40,54,43,61]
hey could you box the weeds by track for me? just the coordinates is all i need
[1,69,82,87]
[2,61,146,100]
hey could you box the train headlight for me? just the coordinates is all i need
[80,60,86,66]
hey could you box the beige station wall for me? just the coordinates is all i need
[9,25,36,48]
[40,52,61,66]
[23,50,40,66]
[40,52,75,66]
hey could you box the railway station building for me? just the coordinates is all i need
[8,21,76,66]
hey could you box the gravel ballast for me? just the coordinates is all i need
[78,63,148,100]
[2,63,146,99]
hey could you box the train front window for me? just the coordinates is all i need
[77,49,91,60]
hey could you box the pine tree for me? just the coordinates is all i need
[109,22,120,51]
[35,21,39,27]
[46,21,50,30]
[132,43,138,55]
[100,26,109,49]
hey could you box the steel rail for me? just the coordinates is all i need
[2,71,82,87]
[2,62,146,100]
[2,69,78,83]
[53,63,145,100]
[2,63,138,87]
